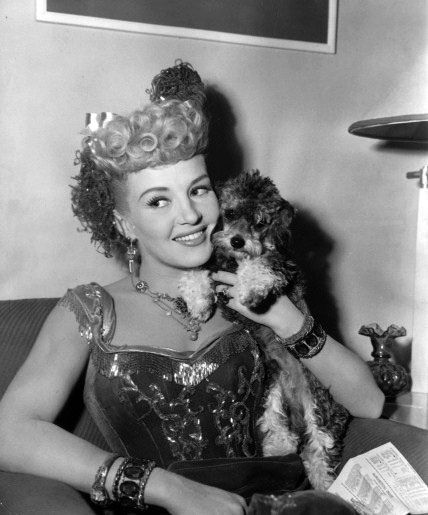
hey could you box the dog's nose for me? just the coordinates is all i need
[230,235,245,249]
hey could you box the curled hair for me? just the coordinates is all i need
[147,60,206,110]
[72,98,208,260]
[82,99,207,174]
[71,154,126,258]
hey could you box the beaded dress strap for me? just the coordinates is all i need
[59,283,116,348]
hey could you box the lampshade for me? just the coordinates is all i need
[348,113,428,143]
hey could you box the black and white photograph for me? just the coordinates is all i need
[0,1,427,514]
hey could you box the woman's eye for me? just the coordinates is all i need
[191,185,211,196]
[146,196,169,208]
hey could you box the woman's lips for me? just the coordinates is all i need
[174,229,207,246]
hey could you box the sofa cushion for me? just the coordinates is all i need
[0,471,98,514]
[0,298,58,399]
[0,298,109,451]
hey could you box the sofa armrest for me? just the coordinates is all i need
[0,471,96,515]
[340,417,428,482]
[0,298,59,401]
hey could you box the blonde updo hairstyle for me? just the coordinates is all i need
[83,99,207,175]
[71,98,208,262]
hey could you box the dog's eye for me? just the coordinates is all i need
[223,209,235,220]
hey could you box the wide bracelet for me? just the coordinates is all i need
[276,321,327,359]
[113,457,157,511]
[275,312,314,347]
[90,453,120,506]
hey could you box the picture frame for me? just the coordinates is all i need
[36,0,338,54]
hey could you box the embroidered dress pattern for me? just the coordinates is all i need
[110,340,264,460]
[60,283,113,347]
[120,374,207,460]
[174,361,219,386]
[208,348,263,458]
[61,283,266,465]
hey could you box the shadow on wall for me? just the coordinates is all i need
[292,209,344,344]
[391,335,412,377]
[205,85,244,183]
[374,141,428,153]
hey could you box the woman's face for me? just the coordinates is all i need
[121,155,219,274]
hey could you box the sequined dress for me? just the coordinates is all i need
[60,283,267,468]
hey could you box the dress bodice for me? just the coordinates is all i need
[60,283,267,467]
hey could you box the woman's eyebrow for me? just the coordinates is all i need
[139,174,209,200]
[189,174,210,186]
[139,186,168,200]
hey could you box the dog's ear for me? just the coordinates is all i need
[270,200,296,253]
[279,200,296,228]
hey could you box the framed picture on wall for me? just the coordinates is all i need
[36,0,338,54]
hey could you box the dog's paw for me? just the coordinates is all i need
[238,285,271,308]
[178,270,215,322]
[236,259,282,308]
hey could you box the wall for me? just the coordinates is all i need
[1,1,427,370]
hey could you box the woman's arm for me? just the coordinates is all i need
[212,271,385,419]
[0,303,109,491]
[105,463,247,515]
[0,302,247,514]
[290,333,385,418]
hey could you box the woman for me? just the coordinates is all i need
[0,63,386,514]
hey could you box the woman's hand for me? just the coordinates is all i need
[145,468,247,514]
[212,270,305,339]
[212,271,385,419]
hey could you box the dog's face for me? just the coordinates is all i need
[212,171,295,261]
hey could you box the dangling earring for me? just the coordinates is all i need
[126,240,137,274]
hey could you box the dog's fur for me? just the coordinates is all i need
[255,325,350,490]
[212,170,304,309]
[179,170,350,489]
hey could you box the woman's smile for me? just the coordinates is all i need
[173,227,207,245]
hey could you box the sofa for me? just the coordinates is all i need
[1,297,427,515]
[0,298,111,514]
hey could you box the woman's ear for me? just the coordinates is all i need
[113,209,136,240]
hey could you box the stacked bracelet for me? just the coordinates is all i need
[113,457,157,511]
[275,320,327,359]
[276,312,314,346]
[90,453,120,506]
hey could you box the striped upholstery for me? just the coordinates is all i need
[0,298,110,451]
[341,417,428,482]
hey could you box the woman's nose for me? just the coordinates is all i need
[177,199,202,224]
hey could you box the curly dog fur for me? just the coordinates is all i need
[212,170,304,309]
[179,170,350,489]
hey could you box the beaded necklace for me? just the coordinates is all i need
[132,277,201,341]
